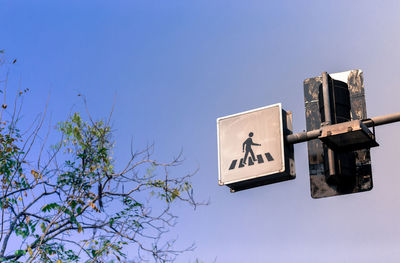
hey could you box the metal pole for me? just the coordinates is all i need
[363,112,400,127]
[321,72,336,176]
[286,129,321,144]
[286,112,400,145]
[321,72,332,124]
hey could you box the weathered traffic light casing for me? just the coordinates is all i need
[304,70,377,198]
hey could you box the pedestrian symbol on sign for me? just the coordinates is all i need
[228,132,274,170]
[242,132,261,164]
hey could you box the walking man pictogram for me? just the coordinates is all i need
[242,132,261,164]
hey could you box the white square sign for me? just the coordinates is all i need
[217,103,286,186]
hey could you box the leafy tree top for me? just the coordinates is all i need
[0,54,201,263]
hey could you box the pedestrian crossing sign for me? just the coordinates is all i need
[217,103,295,192]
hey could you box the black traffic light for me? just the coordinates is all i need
[303,70,377,198]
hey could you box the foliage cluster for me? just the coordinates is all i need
[0,53,200,263]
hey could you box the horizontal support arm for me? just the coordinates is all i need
[286,112,400,145]
[363,112,400,127]
[286,129,321,144]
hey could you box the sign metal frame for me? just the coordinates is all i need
[217,103,295,192]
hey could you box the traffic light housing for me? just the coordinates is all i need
[303,70,376,198]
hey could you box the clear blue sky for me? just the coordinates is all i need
[2,1,400,262]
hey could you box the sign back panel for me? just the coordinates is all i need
[304,69,373,198]
[217,103,295,192]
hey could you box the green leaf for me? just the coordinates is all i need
[41,202,60,212]
[70,200,77,210]
[14,249,26,256]
[171,188,180,201]
[41,222,46,233]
